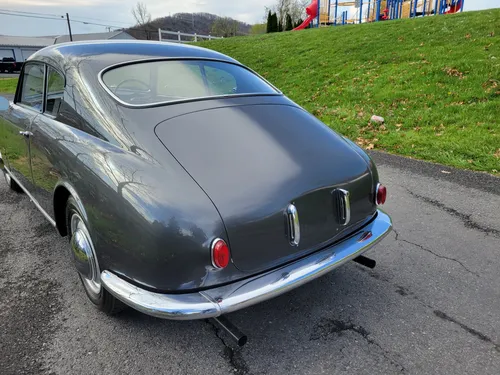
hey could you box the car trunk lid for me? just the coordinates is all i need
[155,104,376,273]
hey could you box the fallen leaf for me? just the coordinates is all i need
[441,171,451,174]
[494,149,500,159]
[396,124,402,127]
[436,133,443,137]
[468,160,473,164]
[379,125,387,131]
[366,144,375,150]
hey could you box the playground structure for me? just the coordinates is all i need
[293,0,464,30]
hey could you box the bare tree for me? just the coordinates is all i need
[211,17,239,37]
[132,2,152,25]
[132,2,152,39]
[265,0,307,26]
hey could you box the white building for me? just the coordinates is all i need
[0,31,135,62]
[0,36,53,62]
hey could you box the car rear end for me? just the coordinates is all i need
[97,55,392,319]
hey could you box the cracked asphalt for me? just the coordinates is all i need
[1,152,499,375]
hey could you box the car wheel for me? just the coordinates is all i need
[66,197,125,315]
[3,170,23,192]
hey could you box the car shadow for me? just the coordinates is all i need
[110,262,398,371]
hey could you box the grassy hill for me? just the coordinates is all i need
[203,9,499,174]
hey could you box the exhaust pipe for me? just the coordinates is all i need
[211,316,248,347]
[353,255,377,269]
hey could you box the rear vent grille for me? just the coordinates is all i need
[333,189,351,226]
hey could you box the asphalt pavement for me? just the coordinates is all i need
[1,152,499,375]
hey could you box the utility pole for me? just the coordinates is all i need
[66,13,73,41]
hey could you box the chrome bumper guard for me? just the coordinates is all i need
[101,210,392,320]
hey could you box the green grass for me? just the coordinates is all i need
[0,78,18,94]
[202,9,500,174]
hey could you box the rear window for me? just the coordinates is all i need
[101,60,278,106]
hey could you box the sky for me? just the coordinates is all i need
[0,0,498,37]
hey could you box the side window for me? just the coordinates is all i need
[46,67,65,116]
[204,66,237,95]
[20,63,45,112]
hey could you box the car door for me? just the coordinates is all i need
[29,65,66,218]
[0,62,44,191]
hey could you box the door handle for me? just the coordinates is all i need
[19,131,33,137]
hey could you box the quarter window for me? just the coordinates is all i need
[46,67,65,116]
[20,63,45,112]
[205,65,237,96]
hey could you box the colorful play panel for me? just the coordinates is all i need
[293,0,464,29]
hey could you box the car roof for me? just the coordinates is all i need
[29,40,239,73]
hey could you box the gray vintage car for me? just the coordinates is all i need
[0,41,391,333]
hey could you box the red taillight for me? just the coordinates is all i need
[211,238,230,269]
[376,184,387,205]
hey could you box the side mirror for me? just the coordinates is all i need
[0,96,9,111]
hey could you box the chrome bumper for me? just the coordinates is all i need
[101,210,392,320]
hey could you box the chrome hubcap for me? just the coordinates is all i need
[70,213,101,295]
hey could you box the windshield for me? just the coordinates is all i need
[101,59,278,106]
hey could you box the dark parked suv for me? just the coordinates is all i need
[0,57,20,73]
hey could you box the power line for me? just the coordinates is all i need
[0,8,64,18]
[0,8,133,26]
[0,10,133,30]
[0,8,247,37]
[0,11,64,21]
[69,16,133,26]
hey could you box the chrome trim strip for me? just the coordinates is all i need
[375,183,382,205]
[4,169,56,227]
[97,57,282,109]
[101,210,392,320]
[286,203,300,246]
[339,189,351,226]
[333,188,351,226]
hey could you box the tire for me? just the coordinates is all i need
[65,197,126,315]
[3,170,23,193]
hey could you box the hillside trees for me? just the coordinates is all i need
[265,0,307,32]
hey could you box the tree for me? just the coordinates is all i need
[270,12,279,32]
[294,18,304,28]
[265,0,307,30]
[131,2,152,39]
[132,2,152,25]
[266,10,273,33]
[285,13,293,30]
[251,23,267,35]
[211,17,239,37]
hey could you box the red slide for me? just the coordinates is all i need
[293,0,318,31]
[445,0,463,14]
[293,15,316,30]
